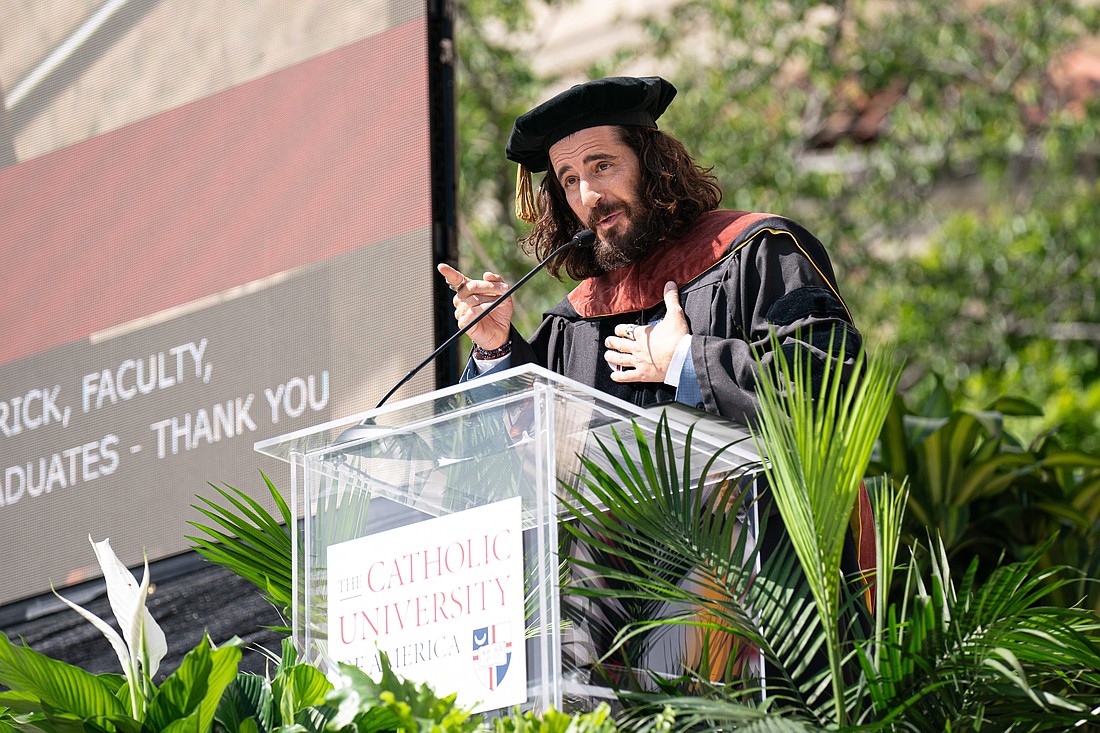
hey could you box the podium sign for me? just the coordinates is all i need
[256,364,760,715]
[327,496,528,711]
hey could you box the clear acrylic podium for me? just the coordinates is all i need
[255,364,760,716]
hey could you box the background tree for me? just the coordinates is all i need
[455,0,1100,450]
[454,0,577,336]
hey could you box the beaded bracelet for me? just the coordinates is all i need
[473,341,512,359]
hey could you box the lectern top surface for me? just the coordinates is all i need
[255,363,759,466]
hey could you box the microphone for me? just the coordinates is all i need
[373,228,596,409]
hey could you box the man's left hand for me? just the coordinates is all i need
[605,281,689,383]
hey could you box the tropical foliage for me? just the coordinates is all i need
[871,379,1100,612]
[558,343,1100,730]
[8,342,1100,731]
[213,638,330,733]
[0,537,241,733]
[217,637,485,733]
[0,542,485,733]
[188,474,296,632]
[324,655,481,733]
[492,703,628,733]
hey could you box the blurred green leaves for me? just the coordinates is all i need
[456,0,1100,448]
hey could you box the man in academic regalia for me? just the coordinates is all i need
[439,76,872,683]
[439,76,861,420]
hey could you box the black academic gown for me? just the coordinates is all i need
[504,212,874,678]
[509,210,861,426]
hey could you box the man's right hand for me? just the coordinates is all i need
[437,263,513,351]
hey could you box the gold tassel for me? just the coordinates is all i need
[514,165,537,223]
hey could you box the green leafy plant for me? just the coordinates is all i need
[871,378,1100,611]
[324,654,481,733]
[492,702,629,732]
[558,343,1100,730]
[213,637,334,733]
[856,536,1100,730]
[0,537,241,733]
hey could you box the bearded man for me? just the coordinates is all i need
[439,75,860,425]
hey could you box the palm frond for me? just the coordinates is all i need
[751,333,900,726]
[186,472,295,625]
[560,413,840,717]
[862,535,1100,730]
[558,339,1100,731]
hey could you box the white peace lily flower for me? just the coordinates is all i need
[53,536,168,716]
[90,536,168,677]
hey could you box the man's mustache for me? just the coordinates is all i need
[586,201,628,230]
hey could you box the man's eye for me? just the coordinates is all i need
[597,162,612,171]
[563,176,578,187]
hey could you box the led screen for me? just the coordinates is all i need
[0,1,439,607]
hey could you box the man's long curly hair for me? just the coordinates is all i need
[520,125,723,281]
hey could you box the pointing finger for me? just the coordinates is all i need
[437,263,467,291]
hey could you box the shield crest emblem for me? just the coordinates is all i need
[472,622,513,690]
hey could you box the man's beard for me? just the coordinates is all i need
[585,199,665,273]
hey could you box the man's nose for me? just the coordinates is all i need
[580,180,602,208]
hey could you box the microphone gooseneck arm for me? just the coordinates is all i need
[374,228,596,409]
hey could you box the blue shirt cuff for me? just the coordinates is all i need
[674,350,704,409]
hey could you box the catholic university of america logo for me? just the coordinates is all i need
[472,622,513,691]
